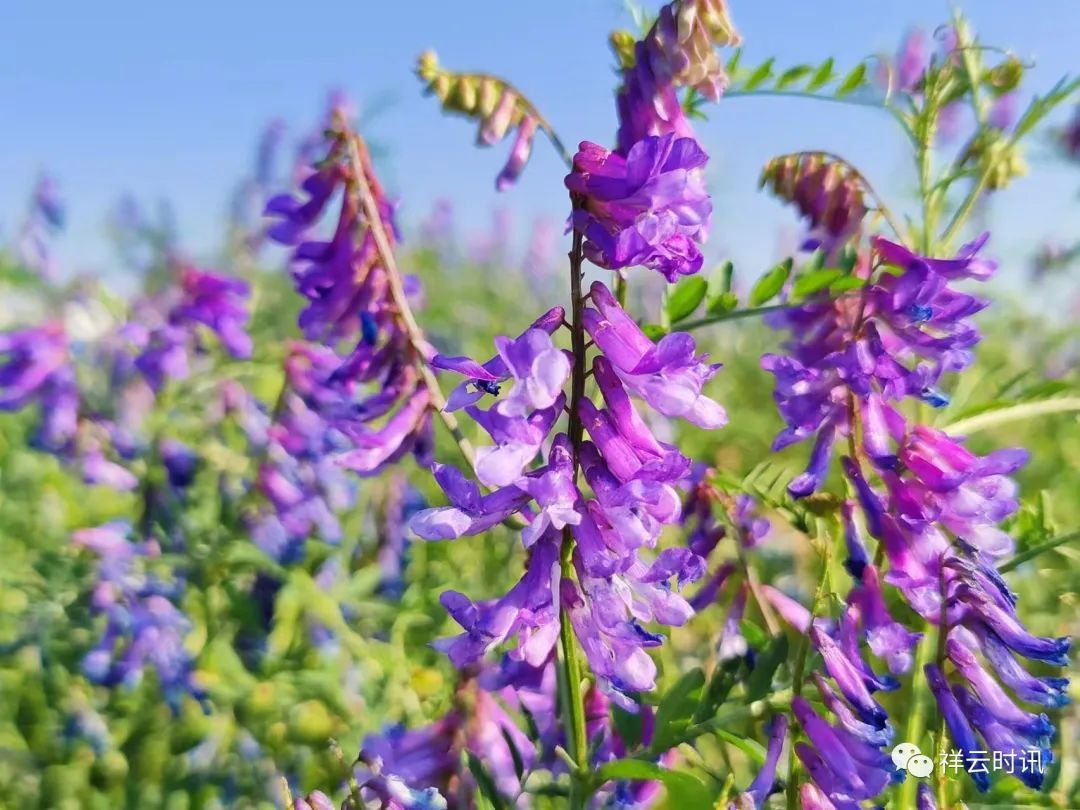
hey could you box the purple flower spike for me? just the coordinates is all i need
[566,135,712,281]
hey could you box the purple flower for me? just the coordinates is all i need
[566,136,711,281]
[792,696,896,805]
[923,663,990,793]
[733,715,787,808]
[16,174,64,279]
[586,281,725,427]
[847,564,921,675]
[174,266,252,359]
[74,523,201,710]
[496,114,539,191]
[0,323,79,452]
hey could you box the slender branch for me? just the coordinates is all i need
[679,302,792,331]
[998,531,1080,574]
[345,131,478,472]
[941,397,1080,435]
[559,200,590,809]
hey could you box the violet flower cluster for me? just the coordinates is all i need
[265,116,433,477]
[763,234,996,498]
[73,522,203,711]
[16,173,65,280]
[565,0,737,283]
[249,342,357,562]
[0,321,79,454]
[764,232,1069,800]
[411,280,725,708]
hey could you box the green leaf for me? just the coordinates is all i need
[828,275,867,293]
[743,58,776,90]
[792,268,845,299]
[693,657,743,723]
[745,635,790,703]
[835,62,867,97]
[712,729,768,766]
[612,705,646,751]
[665,276,708,323]
[739,618,769,649]
[467,752,508,810]
[641,323,668,341]
[776,65,813,89]
[941,396,1080,435]
[806,58,835,92]
[499,728,527,782]
[651,667,705,752]
[748,258,792,306]
[725,48,742,76]
[595,760,712,809]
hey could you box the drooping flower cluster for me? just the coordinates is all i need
[843,439,1067,792]
[264,115,433,478]
[73,522,202,710]
[764,228,1068,798]
[411,280,725,708]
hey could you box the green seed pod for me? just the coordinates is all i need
[986,56,1024,95]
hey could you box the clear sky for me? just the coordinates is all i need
[2,1,1079,298]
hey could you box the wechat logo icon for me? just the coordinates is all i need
[892,742,935,779]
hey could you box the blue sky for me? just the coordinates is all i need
[2,0,1078,296]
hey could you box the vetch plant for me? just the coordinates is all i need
[0,2,1077,809]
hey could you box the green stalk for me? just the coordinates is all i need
[559,201,591,809]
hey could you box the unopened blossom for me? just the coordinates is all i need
[729,715,787,809]
[614,0,739,153]
[566,136,712,281]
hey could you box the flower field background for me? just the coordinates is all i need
[1,2,1079,809]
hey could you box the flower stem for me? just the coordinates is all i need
[559,198,591,808]
[998,530,1080,574]
[345,130,479,473]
